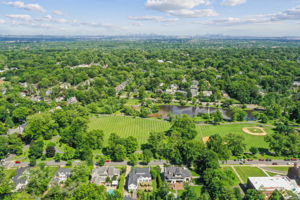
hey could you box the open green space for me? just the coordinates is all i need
[88,116,272,149]
[234,167,267,183]
[268,166,290,172]
[88,116,171,145]
[195,123,272,150]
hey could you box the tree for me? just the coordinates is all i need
[194,149,219,173]
[86,130,104,150]
[212,110,223,124]
[69,163,91,184]
[167,115,197,140]
[29,139,44,159]
[70,183,107,200]
[243,189,264,200]
[46,142,56,158]
[207,134,231,160]
[112,144,127,162]
[96,155,106,166]
[128,154,138,166]
[249,147,258,155]
[125,136,138,154]
[180,185,198,200]
[139,86,146,100]
[225,133,246,156]
[269,190,282,200]
[142,149,153,165]
[0,167,13,199]
[24,112,58,141]
[26,166,52,195]
[12,107,31,123]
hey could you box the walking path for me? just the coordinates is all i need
[258,167,270,177]
[231,166,243,183]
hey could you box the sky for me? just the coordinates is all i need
[0,0,300,36]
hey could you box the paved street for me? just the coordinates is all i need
[222,159,299,166]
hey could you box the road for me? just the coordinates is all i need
[222,159,299,166]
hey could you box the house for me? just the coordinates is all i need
[50,168,71,186]
[91,167,120,186]
[127,168,152,192]
[288,163,300,184]
[163,167,192,184]
[12,167,30,191]
[7,124,26,135]
[202,91,213,97]
[247,176,300,199]
[67,97,78,104]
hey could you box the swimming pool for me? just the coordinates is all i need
[108,189,114,195]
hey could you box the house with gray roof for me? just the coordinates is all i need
[12,167,30,191]
[50,168,71,186]
[91,167,120,186]
[127,168,152,192]
[163,167,192,184]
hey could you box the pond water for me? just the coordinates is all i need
[158,105,256,121]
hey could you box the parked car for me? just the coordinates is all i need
[284,158,291,161]
[247,159,253,161]
[287,162,294,165]
[266,158,272,161]
[15,161,21,164]
[291,158,297,161]
[272,162,278,165]
[259,159,264,161]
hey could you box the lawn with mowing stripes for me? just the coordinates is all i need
[88,116,170,145]
[234,167,267,183]
[195,123,273,150]
[88,116,271,149]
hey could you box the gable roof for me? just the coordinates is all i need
[12,167,30,185]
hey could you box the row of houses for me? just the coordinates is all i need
[247,164,300,199]
[11,165,192,200]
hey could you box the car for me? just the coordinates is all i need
[287,162,294,165]
[284,158,291,161]
[247,159,253,161]
[15,161,21,164]
[259,159,264,161]
[291,158,298,161]
[272,162,278,165]
[266,158,272,161]
[105,160,111,163]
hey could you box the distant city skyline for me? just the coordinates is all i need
[0,0,300,36]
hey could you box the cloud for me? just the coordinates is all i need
[145,0,210,11]
[6,14,32,21]
[168,9,217,18]
[131,22,143,27]
[206,5,300,25]
[128,15,179,22]
[53,10,63,15]
[145,0,217,18]
[3,1,45,12]
[0,19,5,23]
[221,0,247,6]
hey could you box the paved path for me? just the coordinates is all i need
[231,166,243,183]
[258,167,270,177]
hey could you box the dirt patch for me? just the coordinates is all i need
[202,136,210,143]
[242,127,267,136]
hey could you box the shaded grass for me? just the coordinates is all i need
[222,167,240,186]
[268,167,290,172]
[235,167,267,183]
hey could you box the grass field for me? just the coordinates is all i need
[268,167,290,172]
[246,127,264,134]
[234,167,267,183]
[88,116,170,145]
[88,116,272,149]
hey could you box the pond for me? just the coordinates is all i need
[158,105,256,121]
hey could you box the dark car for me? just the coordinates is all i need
[266,158,272,161]
[272,162,278,165]
[284,158,291,161]
[247,159,253,161]
[259,159,264,161]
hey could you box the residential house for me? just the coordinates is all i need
[163,167,192,184]
[127,168,152,192]
[288,163,300,185]
[247,176,300,199]
[67,97,78,104]
[12,167,30,191]
[7,124,26,135]
[166,84,178,95]
[50,168,71,186]
[91,167,120,186]
[202,91,213,97]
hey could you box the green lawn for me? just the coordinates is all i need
[88,115,272,149]
[195,123,273,150]
[88,116,170,145]
[268,167,290,172]
[234,167,267,183]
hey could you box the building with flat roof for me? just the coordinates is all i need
[247,176,300,199]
